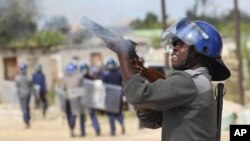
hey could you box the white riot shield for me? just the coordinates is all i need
[54,86,67,113]
[81,79,106,110]
[81,79,122,113]
[104,83,122,113]
[67,87,86,115]
[67,88,85,99]
[1,81,19,106]
[33,84,40,98]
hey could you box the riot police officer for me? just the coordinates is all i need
[32,64,48,117]
[15,63,33,129]
[63,62,86,137]
[102,58,125,136]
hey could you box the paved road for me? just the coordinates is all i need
[0,104,229,141]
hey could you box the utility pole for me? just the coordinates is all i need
[161,0,167,30]
[234,0,245,105]
[161,0,170,69]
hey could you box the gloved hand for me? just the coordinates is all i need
[130,58,144,74]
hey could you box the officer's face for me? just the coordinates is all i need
[171,40,189,70]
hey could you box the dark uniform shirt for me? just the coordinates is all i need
[123,67,217,141]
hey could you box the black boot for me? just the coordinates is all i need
[70,129,75,137]
[122,126,125,135]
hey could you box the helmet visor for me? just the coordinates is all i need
[161,18,209,53]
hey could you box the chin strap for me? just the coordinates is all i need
[179,47,197,70]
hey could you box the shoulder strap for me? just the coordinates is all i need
[184,69,212,94]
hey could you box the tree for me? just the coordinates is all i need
[70,29,92,44]
[129,12,161,29]
[43,16,70,34]
[242,37,250,89]
[129,18,143,29]
[144,12,162,29]
[0,0,38,46]
[185,0,250,35]
[186,0,220,25]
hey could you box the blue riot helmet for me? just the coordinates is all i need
[65,63,77,75]
[19,63,27,74]
[80,63,89,75]
[161,18,211,54]
[105,57,117,70]
[161,18,230,81]
[35,64,42,72]
[90,66,100,78]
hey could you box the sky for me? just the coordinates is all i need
[38,0,250,27]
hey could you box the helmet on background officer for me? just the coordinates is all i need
[161,18,230,81]
[105,57,117,71]
[89,65,101,79]
[19,63,28,74]
[65,62,78,75]
[35,64,42,72]
[79,63,89,75]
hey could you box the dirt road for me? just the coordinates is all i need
[0,104,229,141]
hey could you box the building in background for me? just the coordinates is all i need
[0,33,154,104]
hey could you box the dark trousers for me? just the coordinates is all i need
[19,95,31,124]
[65,100,86,135]
[89,108,101,134]
[35,93,48,115]
[107,112,124,135]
